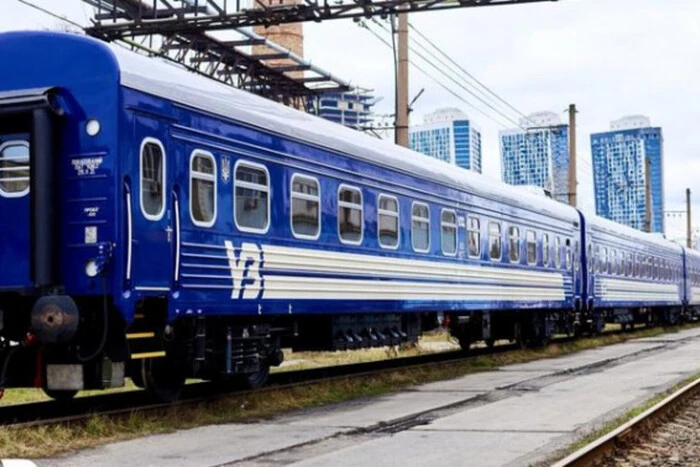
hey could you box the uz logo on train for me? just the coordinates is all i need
[224,241,263,299]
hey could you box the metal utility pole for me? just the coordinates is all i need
[645,157,652,233]
[567,104,577,207]
[395,12,409,147]
[687,188,692,248]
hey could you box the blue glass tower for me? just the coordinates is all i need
[499,112,569,203]
[409,108,482,173]
[590,116,664,233]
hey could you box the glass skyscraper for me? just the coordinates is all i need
[409,108,482,173]
[590,115,664,233]
[499,112,569,203]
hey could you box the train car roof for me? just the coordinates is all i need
[105,39,580,223]
[583,211,682,253]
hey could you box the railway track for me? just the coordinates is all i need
[553,374,700,467]
[0,342,488,428]
[0,324,681,429]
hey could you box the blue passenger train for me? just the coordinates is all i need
[0,31,695,401]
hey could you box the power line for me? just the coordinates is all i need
[361,20,520,129]
[407,22,530,123]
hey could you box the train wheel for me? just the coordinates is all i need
[142,357,186,402]
[43,388,78,402]
[236,364,270,390]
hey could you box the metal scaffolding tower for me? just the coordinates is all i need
[82,0,352,107]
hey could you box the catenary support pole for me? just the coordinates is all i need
[687,188,692,248]
[568,103,577,207]
[395,12,409,147]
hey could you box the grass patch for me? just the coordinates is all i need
[1,323,698,459]
[544,370,700,466]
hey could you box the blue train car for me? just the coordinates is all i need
[0,31,586,399]
[583,214,685,327]
[683,248,700,314]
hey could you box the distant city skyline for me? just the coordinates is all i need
[591,115,664,233]
[499,111,570,204]
[409,108,482,173]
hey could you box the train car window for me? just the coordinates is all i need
[189,151,217,227]
[488,221,502,261]
[602,247,608,274]
[0,141,30,197]
[595,245,601,273]
[412,202,430,253]
[587,244,594,273]
[574,240,580,272]
[378,194,400,249]
[467,216,481,258]
[235,161,270,233]
[554,237,562,269]
[140,139,166,220]
[526,230,537,265]
[291,174,321,239]
[338,186,363,245]
[543,233,550,267]
[565,239,572,270]
[441,209,458,256]
[508,226,520,263]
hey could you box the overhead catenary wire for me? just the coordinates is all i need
[407,21,532,124]
[368,18,526,130]
[359,20,519,130]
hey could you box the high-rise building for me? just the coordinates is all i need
[499,112,569,203]
[409,108,482,173]
[308,89,376,131]
[590,115,664,233]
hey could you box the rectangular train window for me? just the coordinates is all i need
[467,216,480,258]
[611,250,618,275]
[190,151,217,227]
[587,244,594,273]
[488,221,502,261]
[554,236,561,269]
[338,185,363,244]
[378,194,399,249]
[140,139,165,220]
[441,209,457,256]
[565,239,572,270]
[543,233,550,266]
[526,230,536,265]
[508,226,520,263]
[235,161,270,233]
[574,241,580,272]
[291,174,320,239]
[0,141,29,197]
[412,202,430,253]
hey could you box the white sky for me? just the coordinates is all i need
[3,0,700,240]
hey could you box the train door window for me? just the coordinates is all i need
[291,174,321,239]
[0,141,29,197]
[467,216,481,258]
[554,236,561,269]
[574,241,580,272]
[441,209,458,256]
[526,230,537,265]
[488,221,502,261]
[189,151,217,227]
[140,139,166,220]
[338,185,363,245]
[412,202,430,253]
[543,233,550,266]
[565,239,572,270]
[508,226,520,263]
[378,194,400,249]
[587,244,594,273]
[235,161,270,233]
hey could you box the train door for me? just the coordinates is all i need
[0,125,31,289]
[129,116,173,293]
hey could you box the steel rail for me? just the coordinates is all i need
[553,375,700,467]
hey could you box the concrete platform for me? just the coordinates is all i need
[40,326,700,467]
